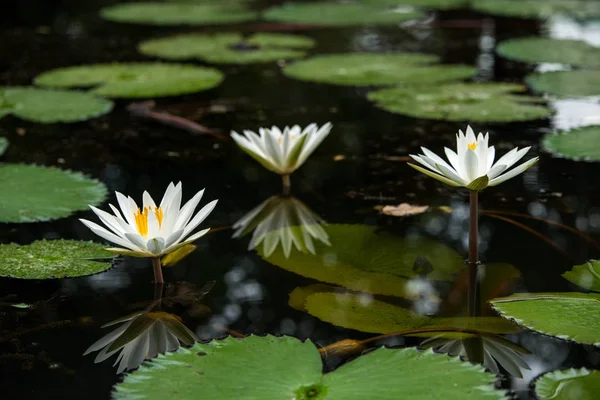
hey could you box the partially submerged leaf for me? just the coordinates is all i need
[0,163,107,223]
[542,126,600,162]
[114,335,508,400]
[562,260,600,292]
[497,37,600,67]
[0,240,113,279]
[535,368,600,400]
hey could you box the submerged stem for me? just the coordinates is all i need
[282,174,291,196]
[151,257,164,284]
[468,190,480,317]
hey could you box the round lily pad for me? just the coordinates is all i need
[472,0,600,19]
[259,224,465,299]
[0,239,113,279]
[497,37,600,67]
[139,33,315,64]
[563,260,600,292]
[535,368,600,400]
[490,292,600,347]
[0,163,107,223]
[34,63,224,99]
[0,138,7,157]
[368,82,552,122]
[526,70,600,98]
[542,126,600,161]
[114,335,508,400]
[0,87,113,123]
[282,53,476,86]
[262,3,426,26]
[358,0,468,9]
[100,2,258,26]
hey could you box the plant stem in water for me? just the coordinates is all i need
[282,174,291,196]
[468,190,480,317]
[152,257,164,284]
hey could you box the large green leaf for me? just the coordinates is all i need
[114,335,507,400]
[0,137,7,157]
[562,260,600,292]
[139,33,315,64]
[0,87,113,123]
[535,368,600,400]
[34,63,224,99]
[497,37,600,67]
[0,163,107,223]
[542,126,600,162]
[263,2,425,26]
[368,82,552,122]
[259,224,466,298]
[100,2,257,26]
[0,239,113,279]
[472,0,600,19]
[490,292,600,346]
[358,0,468,9]
[526,70,600,98]
[283,53,475,86]
[290,287,520,335]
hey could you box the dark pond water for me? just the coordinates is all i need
[1,0,600,399]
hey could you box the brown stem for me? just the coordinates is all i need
[152,257,164,284]
[468,190,480,318]
[282,174,291,196]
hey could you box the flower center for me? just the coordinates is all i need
[133,206,163,237]
[467,142,477,151]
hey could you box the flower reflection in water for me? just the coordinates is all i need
[233,195,330,258]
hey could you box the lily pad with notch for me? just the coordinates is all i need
[535,368,600,400]
[542,126,600,162]
[34,63,224,99]
[139,32,315,64]
[562,260,600,292]
[100,2,258,26]
[0,239,114,279]
[368,82,552,122]
[0,87,113,123]
[0,163,107,223]
[114,335,508,400]
[497,37,600,67]
[526,70,600,98]
[262,2,426,26]
[283,53,476,86]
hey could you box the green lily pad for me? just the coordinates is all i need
[34,63,224,99]
[497,37,600,67]
[368,82,552,122]
[139,33,315,64]
[0,163,107,223]
[542,126,600,161]
[282,53,476,86]
[535,368,600,400]
[290,287,520,335]
[0,87,113,123]
[259,224,466,299]
[114,335,508,400]
[0,240,113,279]
[472,0,600,19]
[563,260,600,292]
[262,3,425,26]
[100,2,258,26]
[0,138,7,157]
[526,70,600,98]
[358,0,468,9]
[490,292,600,346]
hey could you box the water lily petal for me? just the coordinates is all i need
[487,163,507,180]
[408,163,462,187]
[487,146,496,170]
[124,233,149,251]
[173,189,205,232]
[116,192,137,227]
[436,163,467,185]
[80,219,141,251]
[444,147,462,175]
[488,157,539,186]
[464,148,479,182]
[90,205,131,236]
[181,200,218,238]
[142,191,156,209]
[421,147,454,171]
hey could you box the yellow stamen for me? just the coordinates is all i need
[467,142,477,151]
[277,135,295,144]
[133,206,163,237]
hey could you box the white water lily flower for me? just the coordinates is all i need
[233,195,330,258]
[231,123,332,175]
[80,182,217,258]
[409,126,539,191]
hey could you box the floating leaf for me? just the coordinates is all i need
[259,224,465,299]
[358,0,468,9]
[562,260,600,292]
[380,203,430,217]
[526,70,600,98]
[535,368,600,400]
[542,126,600,162]
[263,2,425,26]
[0,163,107,223]
[35,63,224,99]
[100,2,257,26]
[497,37,600,67]
[283,53,475,86]
[0,137,7,157]
[114,335,508,400]
[490,292,600,346]
[0,240,113,279]
[291,287,520,334]
[0,87,113,123]
[472,0,600,19]
[368,82,552,122]
[139,32,314,64]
